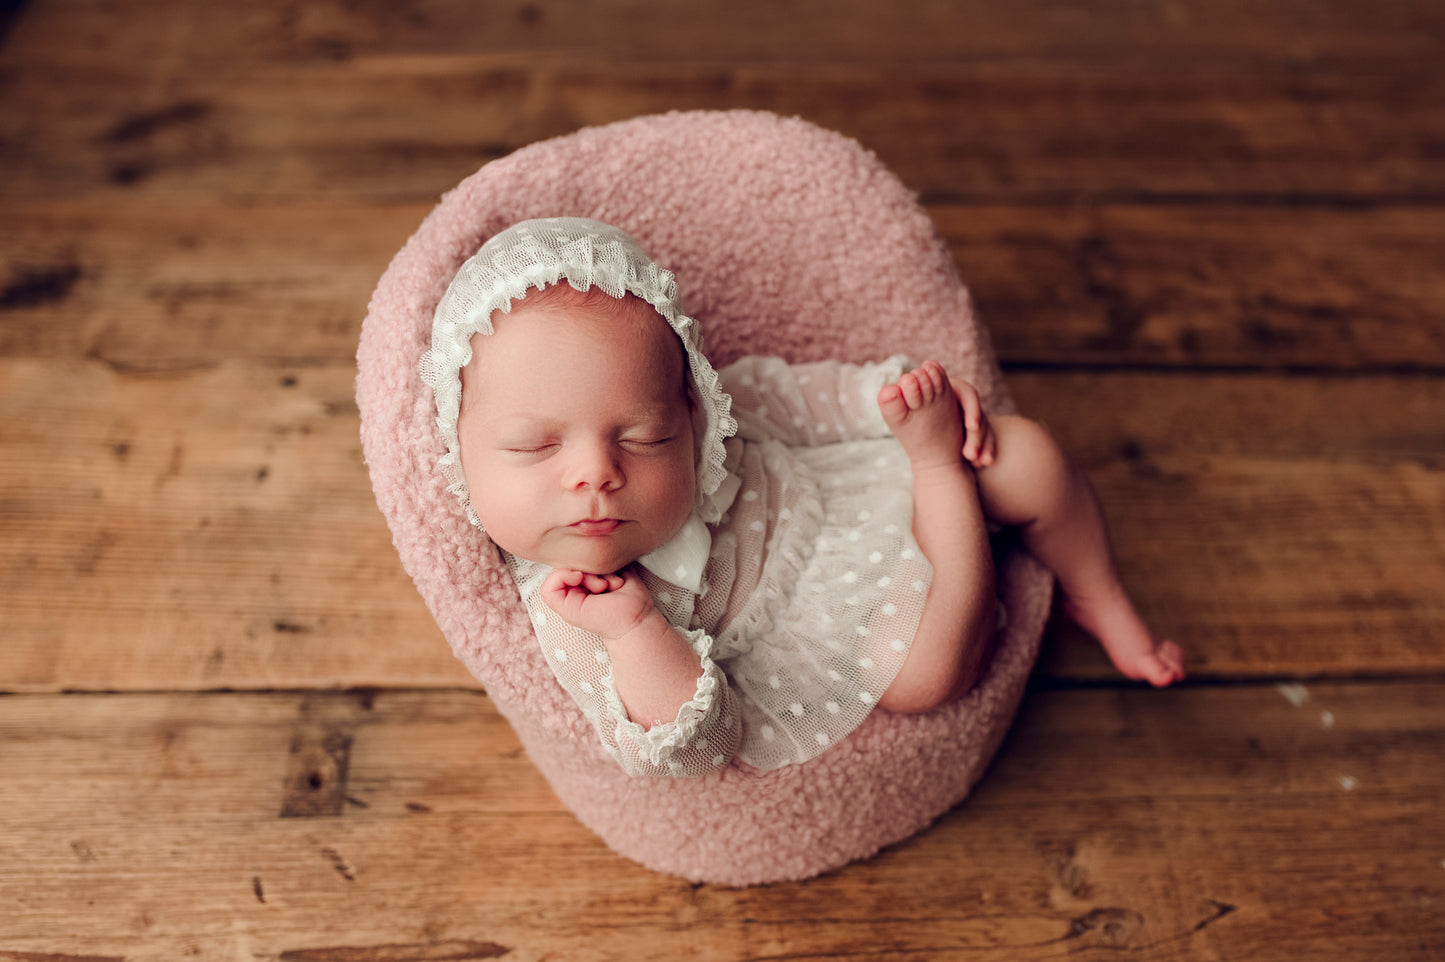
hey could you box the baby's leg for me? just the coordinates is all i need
[975,416,1185,687]
[874,361,997,713]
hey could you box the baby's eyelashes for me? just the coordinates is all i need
[619,435,675,451]
[501,441,558,456]
[499,435,675,457]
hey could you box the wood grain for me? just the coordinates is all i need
[0,685,1440,961]
[939,205,1445,371]
[5,200,1443,372]
[4,0,1444,207]
[9,0,1444,67]
[0,357,470,692]
[4,57,1442,206]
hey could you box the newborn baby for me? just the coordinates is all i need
[422,218,1183,777]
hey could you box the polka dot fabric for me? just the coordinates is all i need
[706,356,933,770]
[357,110,1053,884]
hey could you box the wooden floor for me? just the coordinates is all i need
[2,2,1442,959]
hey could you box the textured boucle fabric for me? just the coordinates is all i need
[356,110,1052,885]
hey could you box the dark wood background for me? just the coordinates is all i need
[1,2,1441,959]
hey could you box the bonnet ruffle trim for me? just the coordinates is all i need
[419,217,738,531]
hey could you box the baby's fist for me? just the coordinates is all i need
[541,566,655,640]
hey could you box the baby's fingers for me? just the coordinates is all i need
[542,568,625,600]
[969,413,997,468]
[543,568,600,598]
[953,382,987,463]
[543,568,584,594]
[579,572,612,594]
[540,569,583,615]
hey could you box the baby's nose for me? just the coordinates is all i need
[566,442,624,490]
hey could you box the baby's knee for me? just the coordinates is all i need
[877,664,982,715]
[981,416,1078,524]
[877,676,956,715]
[995,415,1069,474]
[876,640,988,715]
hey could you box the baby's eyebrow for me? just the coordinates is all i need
[620,401,685,422]
[478,401,685,432]
[487,412,559,434]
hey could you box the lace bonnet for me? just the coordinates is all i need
[420,217,739,540]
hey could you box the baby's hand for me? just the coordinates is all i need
[951,379,996,468]
[541,566,656,640]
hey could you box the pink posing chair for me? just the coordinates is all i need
[356,110,1052,885]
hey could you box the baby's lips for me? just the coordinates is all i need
[570,518,623,535]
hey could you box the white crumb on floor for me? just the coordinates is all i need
[1337,775,1359,792]
[1320,710,1335,729]
[1275,682,1311,707]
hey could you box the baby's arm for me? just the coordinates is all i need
[541,567,707,730]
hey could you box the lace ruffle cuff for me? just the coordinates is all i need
[602,627,738,775]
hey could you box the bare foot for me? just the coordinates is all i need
[878,360,965,471]
[1061,587,1185,687]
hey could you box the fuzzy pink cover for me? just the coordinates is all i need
[357,110,1052,885]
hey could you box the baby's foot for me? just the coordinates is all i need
[878,360,965,472]
[1062,588,1186,687]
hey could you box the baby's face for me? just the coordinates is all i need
[457,288,697,575]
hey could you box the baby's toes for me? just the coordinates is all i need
[898,371,926,409]
[907,366,940,405]
[1159,641,1186,680]
[920,360,949,398]
[877,383,910,425]
[1141,646,1184,687]
[920,368,941,403]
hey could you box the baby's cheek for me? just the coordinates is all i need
[664,462,697,513]
[470,481,532,553]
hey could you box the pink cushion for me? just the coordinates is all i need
[357,110,1052,885]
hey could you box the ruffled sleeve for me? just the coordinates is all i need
[509,556,742,777]
[593,627,742,777]
[719,355,913,447]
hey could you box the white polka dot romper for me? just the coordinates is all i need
[511,354,932,776]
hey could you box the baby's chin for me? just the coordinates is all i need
[499,538,650,577]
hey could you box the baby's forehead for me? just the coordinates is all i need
[459,282,689,412]
[486,284,685,363]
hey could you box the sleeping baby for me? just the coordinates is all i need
[421,218,1184,777]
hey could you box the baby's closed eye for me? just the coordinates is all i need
[619,435,676,451]
[501,440,558,456]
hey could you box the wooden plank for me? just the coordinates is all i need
[2,54,1442,204]
[2,359,1440,691]
[0,357,474,692]
[0,202,413,370]
[940,205,1445,371]
[5,199,1444,372]
[8,0,1443,68]
[0,684,1440,960]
